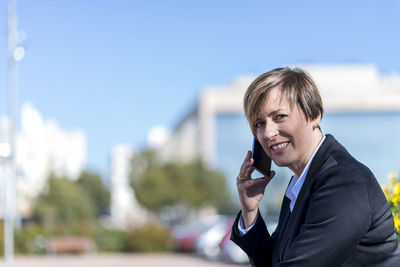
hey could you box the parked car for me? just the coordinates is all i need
[218,217,278,264]
[171,215,223,252]
[218,218,249,264]
[195,216,232,259]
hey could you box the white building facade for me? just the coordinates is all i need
[0,102,87,217]
[110,144,149,228]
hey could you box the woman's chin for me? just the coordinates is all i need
[272,159,289,168]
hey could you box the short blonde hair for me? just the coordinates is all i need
[244,67,324,136]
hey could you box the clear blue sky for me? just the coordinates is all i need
[0,0,399,177]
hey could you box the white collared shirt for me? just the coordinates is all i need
[238,135,326,235]
[285,135,326,212]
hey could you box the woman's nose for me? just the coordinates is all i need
[263,121,278,140]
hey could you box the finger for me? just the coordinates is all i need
[266,170,275,178]
[238,171,275,191]
[252,170,276,184]
[237,175,247,182]
[264,170,275,184]
[237,169,253,183]
[241,151,253,167]
[238,152,255,182]
[244,150,252,162]
[238,175,268,191]
[239,165,255,180]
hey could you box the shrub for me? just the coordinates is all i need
[95,227,126,252]
[124,223,172,252]
[382,172,400,241]
[14,223,47,254]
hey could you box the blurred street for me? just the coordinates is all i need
[1,2,399,267]
[0,253,250,267]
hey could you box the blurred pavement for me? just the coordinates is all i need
[0,253,250,267]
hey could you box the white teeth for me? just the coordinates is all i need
[272,142,288,150]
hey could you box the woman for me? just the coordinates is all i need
[230,67,400,267]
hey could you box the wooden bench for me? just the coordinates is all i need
[46,237,95,254]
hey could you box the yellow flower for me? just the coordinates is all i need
[382,185,389,197]
[384,171,400,236]
[394,184,400,196]
[393,196,400,206]
[394,216,400,231]
[388,172,398,180]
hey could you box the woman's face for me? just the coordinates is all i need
[254,87,321,176]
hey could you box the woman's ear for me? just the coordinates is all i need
[312,113,322,130]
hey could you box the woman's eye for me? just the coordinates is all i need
[255,121,264,128]
[275,114,287,120]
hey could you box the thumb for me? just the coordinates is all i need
[252,170,275,186]
[263,170,276,185]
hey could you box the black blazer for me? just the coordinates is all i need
[231,134,400,267]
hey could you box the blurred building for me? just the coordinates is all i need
[109,144,148,228]
[0,102,87,217]
[155,64,400,214]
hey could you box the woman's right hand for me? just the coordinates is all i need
[237,151,275,228]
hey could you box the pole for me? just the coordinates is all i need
[5,0,18,265]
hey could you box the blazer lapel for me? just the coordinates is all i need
[279,200,294,261]
[277,196,291,240]
[273,179,293,264]
[278,135,340,261]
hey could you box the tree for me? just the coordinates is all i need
[33,173,95,236]
[77,171,111,217]
[130,150,234,214]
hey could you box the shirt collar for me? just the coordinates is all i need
[286,135,326,211]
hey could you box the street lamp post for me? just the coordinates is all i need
[4,0,23,264]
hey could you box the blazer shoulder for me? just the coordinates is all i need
[310,134,374,181]
[307,135,387,209]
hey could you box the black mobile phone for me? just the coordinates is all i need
[252,138,271,176]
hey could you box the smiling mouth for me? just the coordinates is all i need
[271,142,289,151]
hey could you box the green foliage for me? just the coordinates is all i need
[0,221,3,256]
[14,223,47,254]
[77,171,111,217]
[131,151,234,213]
[94,227,126,252]
[14,171,112,254]
[383,172,400,242]
[124,223,172,252]
[32,173,95,236]
[13,224,127,254]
